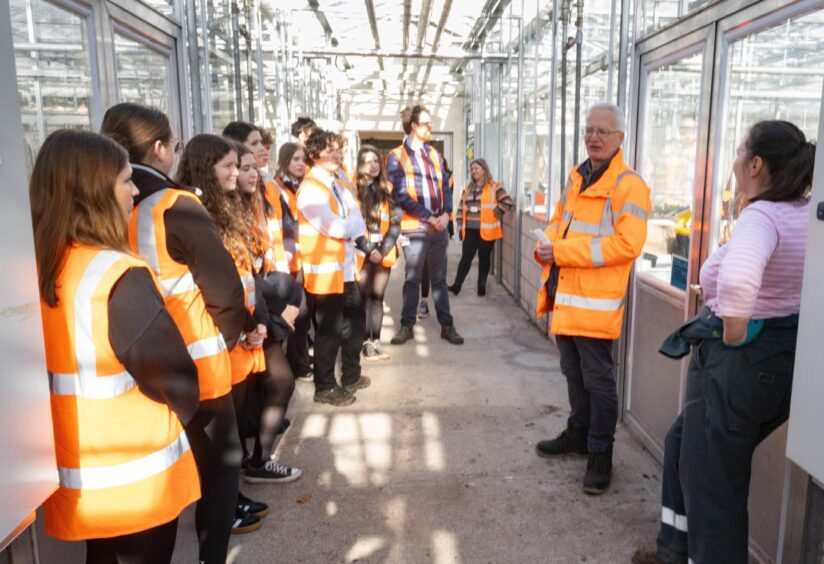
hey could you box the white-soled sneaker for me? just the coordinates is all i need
[243,459,303,484]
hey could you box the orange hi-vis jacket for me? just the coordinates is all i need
[337,163,354,194]
[262,179,291,274]
[129,188,232,400]
[387,144,445,231]
[228,264,265,385]
[41,245,200,541]
[461,181,503,241]
[536,149,651,340]
[356,197,399,270]
[274,176,302,274]
[297,168,347,294]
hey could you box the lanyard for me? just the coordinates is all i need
[331,181,347,219]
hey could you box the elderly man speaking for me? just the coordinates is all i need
[533,103,651,495]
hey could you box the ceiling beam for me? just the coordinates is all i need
[363,0,386,89]
[306,0,338,47]
[298,47,508,61]
[417,0,453,99]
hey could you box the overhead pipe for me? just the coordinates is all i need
[231,1,244,120]
[298,47,509,62]
[559,0,570,188]
[572,0,584,164]
[513,12,525,304]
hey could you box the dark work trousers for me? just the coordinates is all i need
[656,312,798,564]
[555,335,617,453]
[452,227,495,290]
[359,261,392,341]
[306,282,364,391]
[184,393,242,564]
[420,258,431,299]
[401,229,453,327]
[286,272,312,378]
[86,518,178,564]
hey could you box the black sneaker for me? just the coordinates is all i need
[238,491,269,518]
[477,284,486,296]
[244,459,303,484]
[390,324,414,345]
[448,284,461,295]
[583,447,613,495]
[276,418,291,435]
[231,509,263,534]
[296,371,313,383]
[313,386,356,406]
[343,375,371,394]
[535,424,589,457]
[440,324,464,345]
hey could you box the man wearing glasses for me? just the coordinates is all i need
[386,105,464,346]
[533,103,651,495]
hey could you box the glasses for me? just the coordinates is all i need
[583,127,621,139]
[416,122,433,129]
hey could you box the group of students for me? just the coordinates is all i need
[31,98,517,563]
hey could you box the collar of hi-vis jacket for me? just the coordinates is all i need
[570,148,626,198]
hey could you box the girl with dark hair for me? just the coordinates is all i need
[449,158,513,296]
[101,103,263,563]
[355,145,402,360]
[274,142,315,381]
[227,141,303,485]
[32,130,200,563]
[634,121,816,564]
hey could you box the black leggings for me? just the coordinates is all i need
[359,262,392,341]
[184,394,241,564]
[286,273,312,377]
[86,518,178,564]
[234,343,295,466]
[453,227,495,289]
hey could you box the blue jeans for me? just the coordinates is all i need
[401,229,453,327]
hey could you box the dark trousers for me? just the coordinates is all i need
[401,229,452,327]
[86,518,178,564]
[656,323,797,564]
[453,227,495,290]
[359,262,392,341]
[184,394,242,564]
[420,259,430,299]
[286,273,312,377]
[555,335,617,453]
[306,281,364,391]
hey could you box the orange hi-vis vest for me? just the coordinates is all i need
[337,163,354,194]
[41,245,200,541]
[262,180,291,274]
[356,197,398,271]
[388,144,445,231]
[536,149,651,340]
[229,264,265,385]
[274,177,302,274]
[461,181,503,241]
[297,168,346,295]
[129,188,232,400]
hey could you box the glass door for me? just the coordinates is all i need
[623,25,715,458]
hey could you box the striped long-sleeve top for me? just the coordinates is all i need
[456,181,514,233]
[701,199,810,319]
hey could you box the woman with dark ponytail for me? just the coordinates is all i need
[634,120,816,564]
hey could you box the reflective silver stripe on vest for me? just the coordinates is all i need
[134,190,167,274]
[274,260,290,272]
[160,272,197,297]
[57,431,191,490]
[267,218,282,232]
[561,176,573,205]
[618,202,649,222]
[57,251,137,399]
[661,506,688,532]
[590,238,605,267]
[554,292,623,311]
[380,213,391,222]
[568,220,600,236]
[599,197,615,235]
[562,210,572,222]
[303,262,344,274]
[481,203,497,209]
[298,224,321,237]
[187,335,228,361]
[480,222,501,230]
[241,274,256,308]
[615,170,641,186]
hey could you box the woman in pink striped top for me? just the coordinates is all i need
[634,120,816,564]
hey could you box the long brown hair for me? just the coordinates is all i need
[355,145,394,230]
[230,141,268,261]
[176,134,256,271]
[275,142,305,184]
[100,102,172,163]
[31,130,131,306]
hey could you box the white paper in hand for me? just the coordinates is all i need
[533,228,551,245]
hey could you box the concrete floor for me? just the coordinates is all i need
[34,241,663,563]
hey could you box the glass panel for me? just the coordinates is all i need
[637,51,704,288]
[712,9,824,247]
[10,0,94,170]
[640,0,680,36]
[140,0,175,18]
[114,33,170,113]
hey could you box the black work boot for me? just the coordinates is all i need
[477,283,486,296]
[583,447,613,495]
[631,547,686,564]
[440,324,464,344]
[535,423,589,457]
[448,283,461,295]
[390,324,414,345]
[313,386,356,406]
